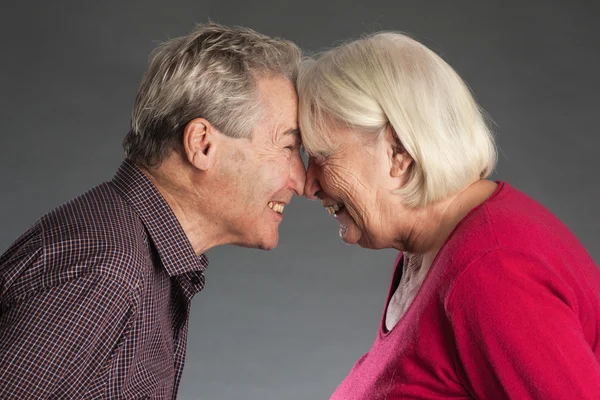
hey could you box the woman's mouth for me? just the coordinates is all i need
[325,203,345,215]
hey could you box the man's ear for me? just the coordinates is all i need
[183,118,216,171]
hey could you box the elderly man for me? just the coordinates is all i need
[0,23,305,399]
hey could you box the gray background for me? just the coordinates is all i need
[1,0,599,399]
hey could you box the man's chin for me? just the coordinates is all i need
[258,242,277,251]
[254,236,278,251]
[261,232,280,250]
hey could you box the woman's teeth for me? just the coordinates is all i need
[268,201,285,214]
[326,203,344,215]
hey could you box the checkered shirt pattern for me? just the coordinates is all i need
[0,160,209,399]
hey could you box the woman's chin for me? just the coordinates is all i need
[339,224,360,245]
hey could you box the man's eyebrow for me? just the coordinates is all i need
[283,128,300,137]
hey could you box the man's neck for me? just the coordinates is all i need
[140,161,234,256]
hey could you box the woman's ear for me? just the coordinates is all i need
[391,149,413,178]
[385,125,413,178]
[183,118,215,171]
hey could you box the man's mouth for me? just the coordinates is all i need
[268,201,286,214]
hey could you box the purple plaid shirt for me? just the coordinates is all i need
[0,160,208,399]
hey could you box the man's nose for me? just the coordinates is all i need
[304,159,322,200]
[288,154,306,196]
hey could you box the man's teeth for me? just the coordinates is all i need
[326,203,344,215]
[268,201,285,214]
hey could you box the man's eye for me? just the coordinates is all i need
[285,142,301,151]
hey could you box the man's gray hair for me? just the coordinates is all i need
[123,22,302,167]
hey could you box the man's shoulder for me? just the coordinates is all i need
[0,182,157,306]
[37,182,153,285]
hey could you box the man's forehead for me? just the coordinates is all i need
[256,75,297,103]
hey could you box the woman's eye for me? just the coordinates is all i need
[311,156,325,166]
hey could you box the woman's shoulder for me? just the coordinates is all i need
[480,181,583,254]
[434,180,594,293]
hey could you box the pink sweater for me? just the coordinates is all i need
[331,182,600,399]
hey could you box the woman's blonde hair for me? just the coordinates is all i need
[298,32,497,208]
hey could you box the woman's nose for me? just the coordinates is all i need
[304,159,322,200]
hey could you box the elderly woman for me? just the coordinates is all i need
[298,33,600,399]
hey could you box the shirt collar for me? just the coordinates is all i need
[110,159,209,279]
